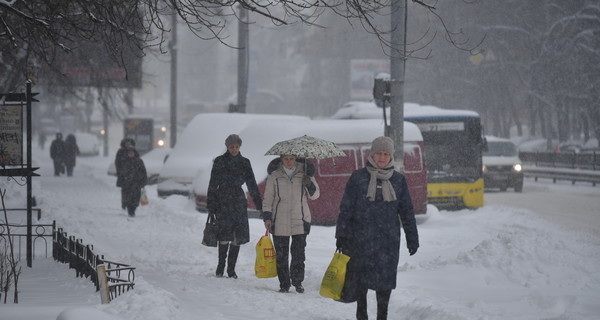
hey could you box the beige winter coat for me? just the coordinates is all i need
[263,162,320,236]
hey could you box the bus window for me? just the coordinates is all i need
[318,149,357,176]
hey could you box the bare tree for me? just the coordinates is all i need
[0,188,21,303]
[0,1,470,86]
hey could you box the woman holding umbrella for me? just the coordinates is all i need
[261,154,320,293]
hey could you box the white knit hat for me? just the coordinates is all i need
[370,136,394,155]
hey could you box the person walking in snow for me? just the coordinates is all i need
[206,134,263,279]
[115,138,135,208]
[63,134,80,177]
[335,136,419,320]
[118,147,147,217]
[49,132,65,176]
[261,155,319,293]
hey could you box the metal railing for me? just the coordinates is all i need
[0,219,54,259]
[519,151,600,170]
[53,228,136,301]
[520,151,600,186]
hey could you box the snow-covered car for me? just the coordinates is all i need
[107,147,170,185]
[156,113,310,198]
[483,136,523,192]
[74,132,101,156]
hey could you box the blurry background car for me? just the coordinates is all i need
[483,136,523,192]
[74,132,101,156]
[107,147,170,185]
[156,113,309,198]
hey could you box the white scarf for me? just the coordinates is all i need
[366,156,397,202]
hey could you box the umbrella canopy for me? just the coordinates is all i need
[264,135,346,159]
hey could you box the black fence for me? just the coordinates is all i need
[53,228,136,301]
[519,151,600,170]
[0,213,53,260]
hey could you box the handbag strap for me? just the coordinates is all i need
[207,212,216,224]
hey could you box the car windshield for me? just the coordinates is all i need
[484,141,517,157]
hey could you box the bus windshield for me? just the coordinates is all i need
[484,141,517,157]
[409,117,483,183]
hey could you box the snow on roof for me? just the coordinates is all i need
[485,135,513,143]
[330,101,480,119]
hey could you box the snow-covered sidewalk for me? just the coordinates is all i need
[2,146,599,320]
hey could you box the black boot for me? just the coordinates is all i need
[376,290,391,320]
[356,288,368,320]
[127,207,135,217]
[216,243,228,277]
[227,244,240,279]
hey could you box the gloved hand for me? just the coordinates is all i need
[336,237,347,250]
[408,247,418,256]
[302,175,312,187]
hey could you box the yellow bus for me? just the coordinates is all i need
[405,105,485,209]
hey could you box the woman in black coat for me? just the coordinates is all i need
[63,134,80,177]
[119,147,147,217]
[206,134,263,279]
[49,132,65,176]
[336,136,419,320]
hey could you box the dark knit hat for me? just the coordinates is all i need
[370,136,394,155]
[225,134,242,147]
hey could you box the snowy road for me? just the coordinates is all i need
[484,181,599,235]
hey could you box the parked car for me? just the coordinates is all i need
[483,136,523,192]
[108,147,170,185]
[192,118,428,224]
[156,113,310,198]
[74,132,101,156]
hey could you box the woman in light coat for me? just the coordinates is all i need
[262,155,319,293]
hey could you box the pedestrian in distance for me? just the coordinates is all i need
[63,134,80,177]
[49,132,65,176]
[206,134,263,279]
[118,147,147,218]
[115,138,136,209]
[261,155,320,293]
[335,136,419,320]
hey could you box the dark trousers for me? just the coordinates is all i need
[357,288,392,320]
[273,234,306,289]
[53,160,63,176]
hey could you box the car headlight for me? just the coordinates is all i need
[157,139,165,147]
[482,165,488,173]
[513,163,522,172]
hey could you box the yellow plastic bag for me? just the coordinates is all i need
[255,230,277,278]
[319,250,350,299]
[140,188,149,206]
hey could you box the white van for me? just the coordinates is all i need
[483,136,524,192]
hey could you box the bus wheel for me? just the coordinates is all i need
[514,184,523,193]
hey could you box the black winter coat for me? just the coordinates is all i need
[207,152,263,245]
[336,166,419,291]
[63,138,79,168]
[50,139,65,163]
[119,154,147,207]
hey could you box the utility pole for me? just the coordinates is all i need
[236,5,249,113]
[389,0,407,171]
[169,12,178,147]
